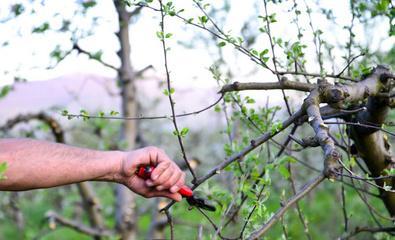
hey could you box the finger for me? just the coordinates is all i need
[170,172,185,193]
[161,170,182,192]
[149,191,182,202]
[154,167,174,190]
[145,179,154,187]
[151,161,171,181]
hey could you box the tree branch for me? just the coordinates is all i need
[220,78,315,93]
[45,211,114,237]
[246,174,325,239]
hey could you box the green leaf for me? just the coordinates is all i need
[110,110,119,116]
[271,121,283,134]
[50,45,64,62]
[156,31,164,40]
[218,41,226,47]
[198,15,208,25]
[32,22,50,33]
[245,96,255,104]
[278,165,290,179]
[82,0,97,9]
[0,85,12,98]
[163,88,174,96]
[277,155,296,165]
[61,110,69,116]
[180,127,189,137]
[376,0,389,12]
[91,50,103,61]
[165,33,173,38]
[11,3,25,16]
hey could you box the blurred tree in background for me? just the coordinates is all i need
[0,0,394,239]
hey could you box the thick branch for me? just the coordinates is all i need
[303,89,341,178]
[220,79,315,94]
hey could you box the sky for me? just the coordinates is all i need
[0,0,393,89]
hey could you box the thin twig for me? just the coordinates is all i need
[164,210,174,240]
[158,0,196,181]
[246,174,325,239]
[324,121,395,137]
[340,226,395,240]
[45,211,114,237]
[63,94,223,121]
[263,0,293,116]
[336,53,365,78]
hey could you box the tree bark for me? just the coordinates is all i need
[114,1,139,239]
[334,65,395,216]
[348,83,395,216]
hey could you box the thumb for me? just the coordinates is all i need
[154,191,182,202]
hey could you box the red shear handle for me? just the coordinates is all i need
[137,166,193,198]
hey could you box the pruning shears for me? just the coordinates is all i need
[137,165,216,212]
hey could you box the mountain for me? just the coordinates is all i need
[0,73,223,129]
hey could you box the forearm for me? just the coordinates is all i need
[0,138,124,190]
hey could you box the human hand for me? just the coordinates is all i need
[117,146,186,201]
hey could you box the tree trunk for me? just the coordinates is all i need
[114,1,138,239]
[344,65,395,216]
[349,95,395,216]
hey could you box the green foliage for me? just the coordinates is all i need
[285,41,307,67]
[90,50,103,61]
[81,0,97,9]
[79,109,90,121]
[0,85,12,99]
[172,127,189,138]
[217,41,226,47]
[11,3,25,16]
[32,22,50,33]
[163,87,175,96]
[110,110,119,116]
[50,45,65,62]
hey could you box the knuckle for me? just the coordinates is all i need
[145,146,158,153]
[161,161,171,168]
[165,181,173,188]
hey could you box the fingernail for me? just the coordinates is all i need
[175,194,182,202]
[170,186,180,193]
[156,186,164,191]
[146,180,154,187]
[152,174,158,180]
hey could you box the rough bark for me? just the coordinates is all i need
[114,1,139,239]
[347,67,395,216]
[307,65,395,216]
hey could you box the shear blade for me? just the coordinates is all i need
[186,196,216,212]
